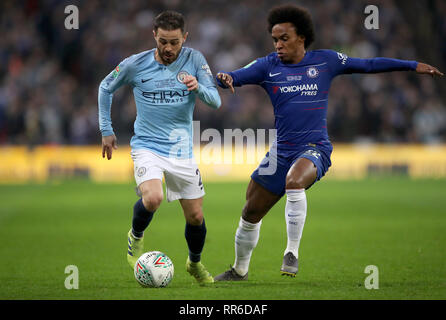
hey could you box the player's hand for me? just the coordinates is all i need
[416,63,444,77]
[102,134,118,160]
[217,72,235,94]
[183,75,199,92]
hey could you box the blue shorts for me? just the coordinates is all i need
[251,143,332,197]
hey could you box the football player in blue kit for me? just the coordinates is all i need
[98,11,221,285]
[214,4,443,281]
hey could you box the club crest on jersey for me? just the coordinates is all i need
[177,71,189,83]
[137,167,146,177]
[306,67,319,78]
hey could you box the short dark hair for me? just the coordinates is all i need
[267,4,315,48]
[154,11,185,33]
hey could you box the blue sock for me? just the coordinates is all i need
[132,198,154,238]
[185,219,207,263]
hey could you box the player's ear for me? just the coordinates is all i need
[183,31,189,43]
[153,29,157,39]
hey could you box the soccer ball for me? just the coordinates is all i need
[134,251,174,288]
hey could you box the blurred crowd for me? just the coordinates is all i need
[0,0,445,146]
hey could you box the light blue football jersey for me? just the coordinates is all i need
[98,47,221,158]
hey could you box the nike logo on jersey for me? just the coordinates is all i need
[269,72,281,77]
[141,78,152,83]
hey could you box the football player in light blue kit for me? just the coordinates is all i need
[98,11,221,285]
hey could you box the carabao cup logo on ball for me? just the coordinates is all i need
[134,259,153,286]
[134,251,174,288]
[152,252,173,269]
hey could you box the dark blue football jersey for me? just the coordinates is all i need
[217,49,417,152]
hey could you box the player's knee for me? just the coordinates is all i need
[242,202,263,224]
[142,193,163,212]
[285,175,308,190]
[186,209,203,226]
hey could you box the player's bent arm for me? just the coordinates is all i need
[192,50,222,108]
[196,84,221,109]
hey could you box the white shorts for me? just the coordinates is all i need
[131,149,205,202]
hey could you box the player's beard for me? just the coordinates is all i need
[157,46,180,65]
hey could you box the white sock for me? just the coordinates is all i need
[233,217,262,276]
[284,189,307,258]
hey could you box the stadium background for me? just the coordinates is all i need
[1,0,446,145]
[0,0,446,181]
[0,0,446,182]
[0,0,445,301]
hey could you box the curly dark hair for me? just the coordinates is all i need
[267,4,315,48]
[154,10,185,33]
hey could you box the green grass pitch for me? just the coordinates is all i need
[0,178,445,300]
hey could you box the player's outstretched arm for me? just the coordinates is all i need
[415,62,444,77]
[330,51,443,77]
[102,134,118,160]
[216,72,235,94]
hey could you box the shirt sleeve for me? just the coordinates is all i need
[324,49,418,77]
[216,57,268,87]
[98,56,135,136]
[193,51,221,109]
